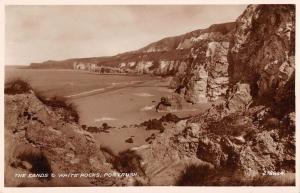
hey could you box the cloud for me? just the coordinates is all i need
[5,5,247,65]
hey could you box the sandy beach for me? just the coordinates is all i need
[5,67,212,154]
[71,77,211,154]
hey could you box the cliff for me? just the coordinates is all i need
[119,4,295,186]
[29,22,235,74]
[229,4,295,115]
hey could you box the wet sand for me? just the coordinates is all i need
[72,78,212,154]
[72,78,211,127]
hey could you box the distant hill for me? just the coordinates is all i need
[29,22,236,71]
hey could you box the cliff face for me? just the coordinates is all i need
[175,5,295,105]
[137,22,235,52]
[123,23,234,79]
[121,5,295,186]
[29,23,235,79]
[229,5,295,111]
[181,40,231,103]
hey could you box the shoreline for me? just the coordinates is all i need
[65,79,149,99]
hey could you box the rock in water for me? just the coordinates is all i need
[125,138,134,143]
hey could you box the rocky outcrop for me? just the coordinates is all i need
[120,4,295,186]
[194,104,295,177]
[229,5,295,110]
[122,83,294,185]
[169,5,294,105]
[174,41,230,103]
[135,61,154,74]
[116,120,214,186]
[155,93,186,112]
[5,91,121,186]
[206,41,230,101]
[184,65,208,103]
[172,36,232,103]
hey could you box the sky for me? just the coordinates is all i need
[5,5,247,65]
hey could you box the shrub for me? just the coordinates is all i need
[4,78,32,95]
[35,92,79,123]
[5,79,79,123]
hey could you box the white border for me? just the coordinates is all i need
[0,1,298,193]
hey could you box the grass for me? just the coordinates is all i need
[35,91,80,123]
[5,78,80,123]
[4,78,32,95]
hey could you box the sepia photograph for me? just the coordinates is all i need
[3,2,296,189]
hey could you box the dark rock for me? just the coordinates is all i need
[125,138,134,144]
[159,113,181,123]
[140,119,165,132]
[156,93,184,112]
